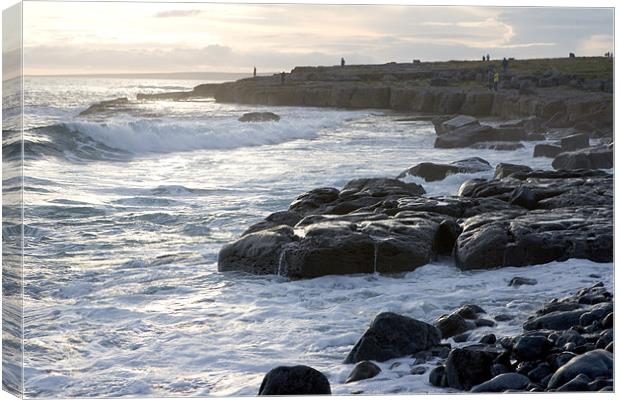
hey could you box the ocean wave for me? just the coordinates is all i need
[64,117,321,153]
[16,112,340,161]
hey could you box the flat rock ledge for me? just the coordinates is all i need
[218,166,612,278]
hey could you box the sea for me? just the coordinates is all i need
[2,76,614,397]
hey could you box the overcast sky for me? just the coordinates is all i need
[22,1,614,75]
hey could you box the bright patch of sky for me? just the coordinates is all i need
[21,1,614,75]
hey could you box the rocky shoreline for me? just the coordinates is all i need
[82,58,614,394]
[257,283,613,394]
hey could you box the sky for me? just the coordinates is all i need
[18,1,615,75]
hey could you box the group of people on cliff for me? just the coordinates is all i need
[486,57,509,91]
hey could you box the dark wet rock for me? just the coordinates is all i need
[433,219,462,256]
[434,124,495,148]
[218,226,297,275]
[397,157,491,182]
[434,115,479,135]
[550,352,577,370]
[429,365,446,387]
[258,365,331,395]
[534,144,562,158]
[602,313,613,329]
[556,373,591,391]
[344,312,441,364]
[547,350,613,389]
[434,312,475,339]
[579,302,614,326]
[527,363,552,382]
[474,319,495,328]
[494,314,514,322]
[455,304,486,319]
[243,211,303,235]
[239,111,280,122]
[509,277,538,287]
[595,329,613,350]
[455,205,612,270]
[470,373,530,393]
[524,310,587,331]
[444,344,503,390]
[345,361,381,383]
[453,333,471,343]
[508,185,537,209]
[588,377,614,391]
[512,334,552,361]
[554,330,586,348]
[282,215,441,278]
[493,163,533,180]
[490,363,511,377]
[604,342,612,353]
[560,133,589,152]
[288,187,340,215]
[410,366,427,375]
[479,334,497,345]
[552,146,613,170]
[79,97,130,116]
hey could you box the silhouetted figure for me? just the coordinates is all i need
[487,67,494,90]
[341,57,345,67]
[569,52,575,58]
[482,55,485,61]
[502,57,509,74]
[280,72,285,84]
[253,66,257,77]
[486,54,490,61]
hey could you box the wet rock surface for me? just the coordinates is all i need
[429,284,614,393]
[397,157,491,182]
[238,111,281,122]
[220,164,612,277]
[258,365,331,395]
[344,312,441,364]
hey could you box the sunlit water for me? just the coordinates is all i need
[7,77,613,397]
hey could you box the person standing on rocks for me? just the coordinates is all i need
[493,71,500,91]
[253,66,257,77]
[341,57,346,67]
[487,67,494,90]
[502,57,509,74]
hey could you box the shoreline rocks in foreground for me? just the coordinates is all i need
[256,283,613,394]
[430,283,613,393]
[218,164,612,278]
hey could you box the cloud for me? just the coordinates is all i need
[154,10,203,18]
[577,34,614,56]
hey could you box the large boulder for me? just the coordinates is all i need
[444,345,504,390]
[239,111,281,122]
[218,226,297,275]
[547,350,613,389]
[258,365,331,395]
[455,206,612,270]
[434,124,496,148]
[560,133,589,152]
[344,312,441,364]
[552,146,613,170]
[434,115,479,135]
[397,157,491,182]
[533,144,562,158]
[280,215,441,278]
